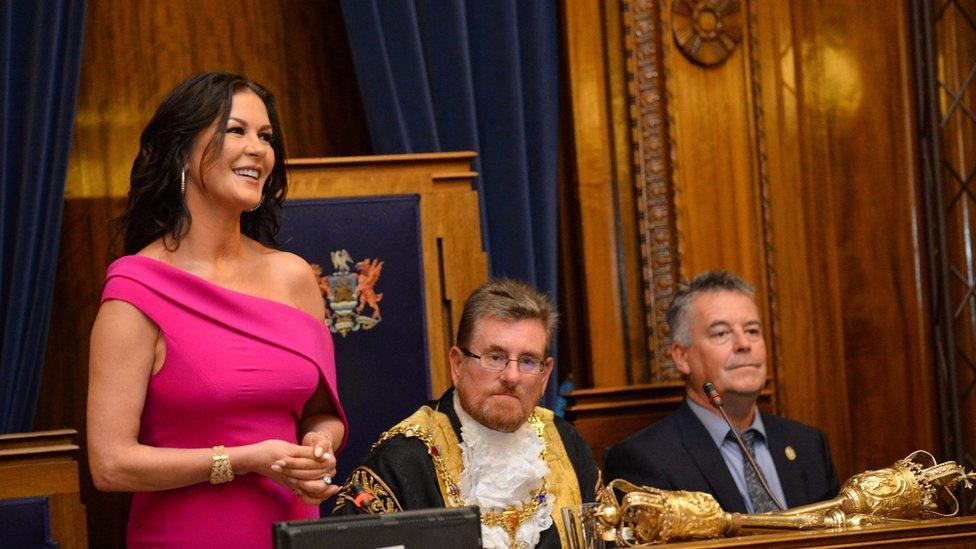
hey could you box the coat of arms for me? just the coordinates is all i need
[312,249,384,337]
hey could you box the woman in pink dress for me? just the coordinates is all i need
[87,72,348,548]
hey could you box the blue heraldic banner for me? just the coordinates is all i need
[278,195,429,511]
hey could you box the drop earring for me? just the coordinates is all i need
[180,169,186,196]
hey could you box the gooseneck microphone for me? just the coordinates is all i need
[702,382,786,512]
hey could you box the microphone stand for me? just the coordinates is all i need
[703,382,786,512]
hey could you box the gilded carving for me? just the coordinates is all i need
[624,0,780,384]
[626,0,680,381]
[671,0,743,66]
[821,450,972,519]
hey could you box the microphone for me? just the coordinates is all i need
[702,382,785,512]
[350,484,376,513]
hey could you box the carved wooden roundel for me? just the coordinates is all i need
[671,0,743,67]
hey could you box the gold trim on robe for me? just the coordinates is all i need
[339,404,584,547]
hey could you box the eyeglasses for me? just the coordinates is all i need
[461,348,549,375]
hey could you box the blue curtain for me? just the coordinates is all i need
[0,0,86,433]
[340,0,561,408]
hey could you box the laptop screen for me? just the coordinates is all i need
[272,506,482,549]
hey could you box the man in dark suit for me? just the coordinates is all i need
[604,270,838,513]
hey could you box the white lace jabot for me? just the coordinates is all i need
[453,392,554,549]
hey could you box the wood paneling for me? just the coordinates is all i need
[66,0,369,200]
[779,0,936,477]
[561,0,938,485]
[606,0,651,384]
[33,2,371,547]
[562,0,629,387]
[0,430,88,548]
[665,10,768,290]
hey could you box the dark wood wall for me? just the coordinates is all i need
[560,0,939,480]
[31,1,369,547]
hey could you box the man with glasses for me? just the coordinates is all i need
[334,279,599,548]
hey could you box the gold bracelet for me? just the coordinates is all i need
[209,445,234,484]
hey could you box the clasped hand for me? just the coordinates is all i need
[260,432,338,504]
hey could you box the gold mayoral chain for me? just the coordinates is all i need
[375,413,552,547]
[479,482,549,546]
[475,414,551,546]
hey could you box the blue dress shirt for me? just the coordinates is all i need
[686,398,788,513]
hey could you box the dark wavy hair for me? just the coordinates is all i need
[117,72,288,255]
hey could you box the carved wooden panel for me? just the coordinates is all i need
[672,0,744,67]
[564,0,779,387]
[625,0,778,383]
[563,0,937,483]
[627,0,680,381]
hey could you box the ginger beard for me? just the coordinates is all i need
[458,377,531,432]
[451,317,552,433]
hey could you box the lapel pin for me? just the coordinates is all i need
[785,446,797,461]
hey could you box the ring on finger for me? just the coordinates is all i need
[321,474,332,484]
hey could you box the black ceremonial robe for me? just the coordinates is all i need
[334,389,600,549]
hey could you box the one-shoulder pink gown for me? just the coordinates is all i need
[100,255,347,548]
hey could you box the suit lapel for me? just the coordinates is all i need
[765,416,805,508]
[676,400,749,513]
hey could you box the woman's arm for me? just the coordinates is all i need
[290,252,346,452]
[86,299,324,492]
[284,385,346,501]
[274,254,348,501]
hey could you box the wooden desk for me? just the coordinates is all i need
[0,429,88,548]
[656,515,976,547]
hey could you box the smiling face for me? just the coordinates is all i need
[186,88,274,211]
[673,290,767,408]
[450,316,553,432]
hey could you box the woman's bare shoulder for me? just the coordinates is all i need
[262,249,315,278]
[261,249,325,319]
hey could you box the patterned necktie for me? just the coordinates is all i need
[739,429,778,513]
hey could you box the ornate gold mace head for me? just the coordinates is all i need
[834,450,974,519]
[591,450,975,547]
[594,479,737,545]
